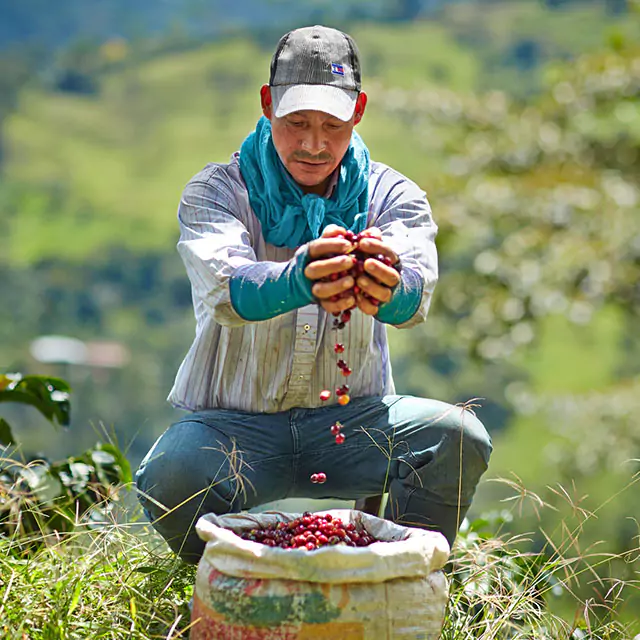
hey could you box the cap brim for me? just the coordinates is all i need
[271,84,358,122]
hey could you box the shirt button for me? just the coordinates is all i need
[303,324,311,332]
[299,375,305,379]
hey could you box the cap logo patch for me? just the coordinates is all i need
[331,63,345,76]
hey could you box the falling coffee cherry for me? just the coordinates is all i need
[316,232,392,485]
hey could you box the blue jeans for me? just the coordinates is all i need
[135,395,492,563]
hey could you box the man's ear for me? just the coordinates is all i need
[353,91,367,125]
[260,84,273,119]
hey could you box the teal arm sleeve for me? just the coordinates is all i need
[376,266,423,326]
[229,245,315,321]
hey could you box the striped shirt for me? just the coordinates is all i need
[168,153,438,413]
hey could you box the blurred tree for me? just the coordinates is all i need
[0,46,41,168]
[386,0,425,21]
[380,44,640,573]
[51,38,102,96]
[381,44,639,361]
[378,44,640,617]
[510,39,541,71]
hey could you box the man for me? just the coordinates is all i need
[135,25,492,563]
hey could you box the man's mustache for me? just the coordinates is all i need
[291,151,333,162]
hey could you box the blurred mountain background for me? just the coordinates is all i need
[1,0,639,623]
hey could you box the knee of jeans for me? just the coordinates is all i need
[397,405,492,496]
[135,449,231,520]
[435,405,492,465]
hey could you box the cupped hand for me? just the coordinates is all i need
[305,225,402,317]
[353,234,401,316]
[305,225,356,315]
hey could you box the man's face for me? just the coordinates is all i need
[261,86,367,195]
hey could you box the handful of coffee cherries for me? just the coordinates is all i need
[322,229,399,330]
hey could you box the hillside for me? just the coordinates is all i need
[3,4,639,264]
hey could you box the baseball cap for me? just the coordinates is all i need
[269,25,362,122]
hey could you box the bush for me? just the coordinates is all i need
[0,373,131,554]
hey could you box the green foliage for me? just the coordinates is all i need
[382,45,639,362]
[383,45,639,404]
[0,374,70,445]
[0,374,130,553]
[380,44,640,621]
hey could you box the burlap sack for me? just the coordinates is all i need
[190,509,450,639]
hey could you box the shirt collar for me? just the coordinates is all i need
[323,168,339,198]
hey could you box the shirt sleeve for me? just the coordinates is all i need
[176,167,314,327]
[229,247,315,321]
[369,168,439,328]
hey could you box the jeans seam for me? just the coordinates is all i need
[288,410,300,496]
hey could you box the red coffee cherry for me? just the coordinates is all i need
[239,513,381,550]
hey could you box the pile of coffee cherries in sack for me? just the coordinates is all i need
[238,512,381,550]
[312,230,398,485]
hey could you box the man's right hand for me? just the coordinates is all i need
[305,225,356,315]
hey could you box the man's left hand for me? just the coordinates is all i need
[353,229,401,316]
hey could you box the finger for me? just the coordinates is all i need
[321,224,347,238]
[355,293,379,316]
[359,227,382,240]
[356,274,393,304]
[363,259,401,289]
[320,295,356,315]
[356,237,398,263]
[305,255,355,280]
[308,237,353,260]
[312,276,354,300]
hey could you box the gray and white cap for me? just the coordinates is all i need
[269,25,362,122]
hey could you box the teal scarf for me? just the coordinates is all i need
[238,116,370,249]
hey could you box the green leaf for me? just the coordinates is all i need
[23,375,72,394]
[67,580,84,616]
[0,374,71,427]
[98,443,133,485]
[18,464,64,505]
[0,417,15,446]
[134,565,165,574]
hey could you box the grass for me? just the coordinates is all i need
[1,473,639,639]
[0,519,196,639]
